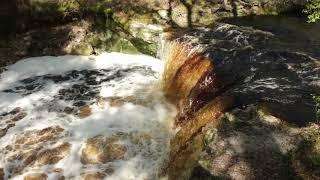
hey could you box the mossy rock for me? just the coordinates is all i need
[109,38,141,54]
[130,38,157,56]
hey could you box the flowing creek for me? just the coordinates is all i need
[0,15,319,180]
[0,54,176,179]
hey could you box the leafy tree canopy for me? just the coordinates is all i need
[303,0,320,22]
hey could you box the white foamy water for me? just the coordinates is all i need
[0,53,176,180]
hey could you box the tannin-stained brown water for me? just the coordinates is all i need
[162,42,235,180]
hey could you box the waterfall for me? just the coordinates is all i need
[161,41,234,180]
[0,53,177,180]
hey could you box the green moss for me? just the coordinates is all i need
[57,1,80,13]
[109,38,140,54]
[130,38,157,56]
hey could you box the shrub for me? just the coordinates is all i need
[303,0,320,22]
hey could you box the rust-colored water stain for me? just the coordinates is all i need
[170,96,234,157]
[167,96,233,180]
[176,70,228,126]
[162,42,213,106]
[161,41,235,180]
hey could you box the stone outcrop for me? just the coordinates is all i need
[0,0,308,66]
[13,0,308,28]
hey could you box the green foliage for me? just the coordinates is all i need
[303,0,320,23]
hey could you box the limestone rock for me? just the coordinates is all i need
[171,3,189,28]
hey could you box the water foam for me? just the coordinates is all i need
[0,53,176,179]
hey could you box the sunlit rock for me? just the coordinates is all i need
[198,106,304,179]
[33,143,71,166]
[293,124,320,179]
[24,173,48,180]
[81,172,106,180]
[81,135,127,164]
[15,126,66,145]
[4,142,70,176]
[171,3,189,28]
[1,126,70,176]
[79,105,92,119]
[0,107,27,138]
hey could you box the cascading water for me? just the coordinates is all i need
[0,53,177,179]
[1,16,319,180]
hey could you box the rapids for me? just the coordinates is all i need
[0,53,176,179]
[0,14,319,180]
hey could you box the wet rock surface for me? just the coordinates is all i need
[171,23,319,127]
[81,135,128,164]
[2,126,70,176]
[0,107,27,138]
